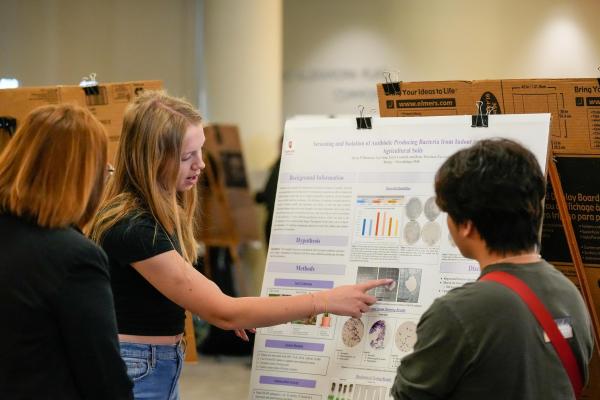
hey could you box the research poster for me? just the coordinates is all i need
[249,114,551,400]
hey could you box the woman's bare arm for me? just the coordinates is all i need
[132,250,390,330]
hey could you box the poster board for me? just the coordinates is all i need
[248,114,551,399]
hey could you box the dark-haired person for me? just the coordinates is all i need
[0,105,132,399]
[90,91,391,399]
[392,139,593,400]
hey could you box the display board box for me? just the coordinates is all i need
[61,80,162,162]
[0,86,63,152]
[0,80,162,162]
[377,80,473,117]
[198,124,260,244]
[378,78,600,154]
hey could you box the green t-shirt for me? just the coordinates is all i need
[392,261,593,400]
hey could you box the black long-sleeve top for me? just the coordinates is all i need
[0,213,133,399]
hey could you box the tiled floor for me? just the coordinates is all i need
[179,356,252,399]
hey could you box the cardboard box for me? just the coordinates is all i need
[380,80,600,395]
[378,78,600,154]
[500,78,600,153]
[59,80,163,162]
[197,124,260,244]
[0,86,63,122]
[0,86,64,153]
[0,80,163,161]
[377,81,473,117]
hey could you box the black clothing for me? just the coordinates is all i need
[0,213,132,399]
[393,260,594,400]
[100,213,185,336]
[255,157,280,244]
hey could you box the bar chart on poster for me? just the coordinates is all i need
[353,196,403,241]
[249,114,551,400]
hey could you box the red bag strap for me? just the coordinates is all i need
[479,270,583,398]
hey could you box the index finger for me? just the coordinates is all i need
[357,278,394,291]
[235,329,249,342]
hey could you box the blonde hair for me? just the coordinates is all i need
[90,90,202,264]
[0,104,108,229]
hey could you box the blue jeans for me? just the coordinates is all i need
[120,341,185,400]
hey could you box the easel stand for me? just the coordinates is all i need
[548,159,600,355]
[198,141,244,287]
[183,311,198,362]
[183,144,246,363]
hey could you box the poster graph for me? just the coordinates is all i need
[354,196,403,241]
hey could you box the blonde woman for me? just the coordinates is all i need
[0,105,132,399]
[91,91,390,399]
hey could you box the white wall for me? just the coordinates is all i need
[0,0,202,103]
[283,0,600,118]
[203,0,283,190]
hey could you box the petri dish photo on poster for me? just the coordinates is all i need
[395,321,418,353]
[421,221,441,246]
[403,220,421,245]
[423,196,441,221]
[405,197,423,220]
[341,318,365,348]
[369,320,387,350]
